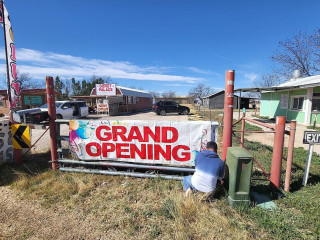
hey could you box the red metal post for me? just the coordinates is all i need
[222,70,235,161]
[241,111,246,144]
[284,121,296,192]
[46,76,59,171]
[270,116,286,189]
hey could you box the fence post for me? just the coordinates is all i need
[270,116,286,189]
[222,70,235,161]
[46,76,59,171]
[241,110,246,144]
[284,121,296,192]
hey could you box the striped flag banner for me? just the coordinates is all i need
[0,2,20,109]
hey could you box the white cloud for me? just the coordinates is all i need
[164,83,194,87]
[187,67,212,75]
[210,87,223,92]
[244,72,258,82]
[0,48,203,83]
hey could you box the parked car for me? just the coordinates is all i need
[14,100,89,123]
[152,101,190,116]
[39,101,89,119]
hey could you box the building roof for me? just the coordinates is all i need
[202,90,225,99]
[276,74,320,88]
[89,86,152,98]
[0,88,60,95]
[117,86,152,98]
[202,90,251,99]
[235,74,320,93]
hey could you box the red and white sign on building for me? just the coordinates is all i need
[96,84,116,96]
[69,120,219,167]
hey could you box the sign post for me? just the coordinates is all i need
[302,131,320,186]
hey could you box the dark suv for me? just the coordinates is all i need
[152,101,190,116]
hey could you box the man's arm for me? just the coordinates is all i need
[217,163,225,180]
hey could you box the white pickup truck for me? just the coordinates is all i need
[14,100,89,123]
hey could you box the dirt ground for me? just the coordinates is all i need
[0,186,107,240]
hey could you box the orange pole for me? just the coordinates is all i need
[270,116,286,189]
[284,121,296,192]
[222,70,235,161]
[241,111,246,144]
[46,76,59,171]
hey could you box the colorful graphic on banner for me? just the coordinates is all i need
[0,3,20,109]
[69,120,218,166]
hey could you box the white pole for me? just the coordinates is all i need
[302,144,314,186]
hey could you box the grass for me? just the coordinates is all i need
[1,161,261,239]
[191,105,320,239]
[1,105,320,239]
[251,114,270,120]
[307,125,320,131]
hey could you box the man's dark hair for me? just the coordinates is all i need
[206,141,217,152]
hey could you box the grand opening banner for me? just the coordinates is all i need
[69,120,219,166]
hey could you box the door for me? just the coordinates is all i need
[167,101,178,113]
[69,102,80,117]
[78,102,89,117]
[59,102,73,118]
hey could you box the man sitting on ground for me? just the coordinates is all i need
[183,141,224,196]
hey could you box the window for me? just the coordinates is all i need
[291,97,304,110]
[0,100,5,107]
[78,102,86,107]
[128,96,132,104]
[133,97,138,104]
[312,97,320,111]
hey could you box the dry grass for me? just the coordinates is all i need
[8,167,264,240]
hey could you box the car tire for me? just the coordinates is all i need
[160,110,166,116]
[182,110,189,115]
[56,114,63,119]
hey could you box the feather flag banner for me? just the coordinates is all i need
[0,2,20,109]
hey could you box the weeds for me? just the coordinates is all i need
[1,106,320,239]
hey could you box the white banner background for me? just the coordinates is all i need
[69,120,218,166]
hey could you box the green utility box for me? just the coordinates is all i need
[226,147,253,208]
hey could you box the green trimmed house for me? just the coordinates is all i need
[260,75,320,125]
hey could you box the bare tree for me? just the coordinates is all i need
[310,29,320,69]
[253,73,282,88]
[17,73,44,89]
[161,91,176,99]
[271,30,320,78]
[149,91,160,98]
[188,83,213,100]
[63,78,71,100]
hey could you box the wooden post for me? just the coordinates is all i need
[222,70,235,161]
[284,121,296,192]
[270,116,286,189]
[46,76,59,171]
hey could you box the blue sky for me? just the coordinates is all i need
[0,0,319,95]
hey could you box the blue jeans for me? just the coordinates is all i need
[183,175,197,191]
